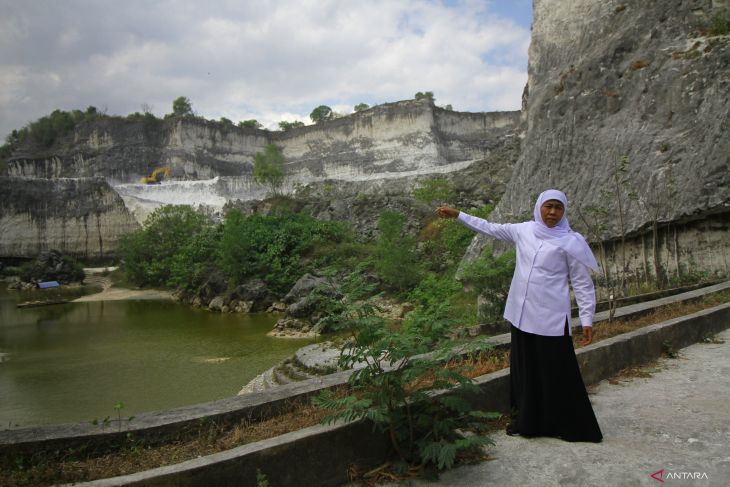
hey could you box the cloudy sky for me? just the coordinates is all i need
[0,0,531,140]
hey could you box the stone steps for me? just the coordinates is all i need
[238,344,341,395]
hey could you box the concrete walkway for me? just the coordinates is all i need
[397,328,730,487]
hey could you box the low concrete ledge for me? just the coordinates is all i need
[78,421,389,487]
[69,301,730,487]
[576,301,730,386]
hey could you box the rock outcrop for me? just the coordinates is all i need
[495,0,729,232]
[465,0,730,284]
[0,177,139,258]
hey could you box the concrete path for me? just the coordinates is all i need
[395,328,730,487]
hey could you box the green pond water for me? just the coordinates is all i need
[0,288,316,429]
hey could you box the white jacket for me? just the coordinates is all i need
[458,212,596,336]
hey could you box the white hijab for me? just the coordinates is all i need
[531,189,600,272]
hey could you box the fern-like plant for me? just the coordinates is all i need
[312,269,498,474]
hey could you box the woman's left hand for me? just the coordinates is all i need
[582,327,593,346]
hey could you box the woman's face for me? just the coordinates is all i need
[540,199,565,228]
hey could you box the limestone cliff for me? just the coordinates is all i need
[0,177,139,258]
[6,116,268,181]
[6,100,519,186]
[495,0,729,232]
[465,0,730,283]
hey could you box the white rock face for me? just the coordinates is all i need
[462,0,730,285]
[494,0,730,234]
[0,177,139,258]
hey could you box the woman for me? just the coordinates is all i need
[436,189,602,443]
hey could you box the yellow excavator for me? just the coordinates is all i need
[140,166,170,184]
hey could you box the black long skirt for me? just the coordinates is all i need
[509,323,603,442]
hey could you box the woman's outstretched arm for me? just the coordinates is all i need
[436,206,517,243]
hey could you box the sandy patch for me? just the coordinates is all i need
[73,287,173,302]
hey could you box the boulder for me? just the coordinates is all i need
[267,301,287,312]
[208,296,225,312]
[225,278,272,311]
[226,279,268,303]
[284,274,335,303]
[196,269,228,302]
[235,301,254,313]
[286,298,317,319]
[283,273,343,322]
[268,317,316,338]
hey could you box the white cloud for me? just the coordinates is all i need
[0,0,530,140]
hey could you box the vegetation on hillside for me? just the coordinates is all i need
[116,177,514,328]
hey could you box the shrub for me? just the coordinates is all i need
[278,120,305,131]
[375,210,421,294]
[238,119,262,129]
[418,205,495,273]
[119,205,211,287]
[459,248,516,324]
[412,178,456,206]
[313,271,496,473]
[168,225,223,291]
[218,209,348,294]
[708,9,729,36]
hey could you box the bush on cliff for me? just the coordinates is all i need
[253,144,286,195]
[375,210,422,294]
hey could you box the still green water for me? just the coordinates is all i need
[0,288,316,429]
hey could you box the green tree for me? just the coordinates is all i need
[415,91,435,102]
[119,205,210,287]
[168,225,222,291]
[310,105,334,124]
[28,110,76,147]
[354,103,370,112]
[238,119,263,129]
[171,96,193,117]
[278,120,305,131]
[375,210,421,293]
[253,144,286,195]
[219,117,234,126]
